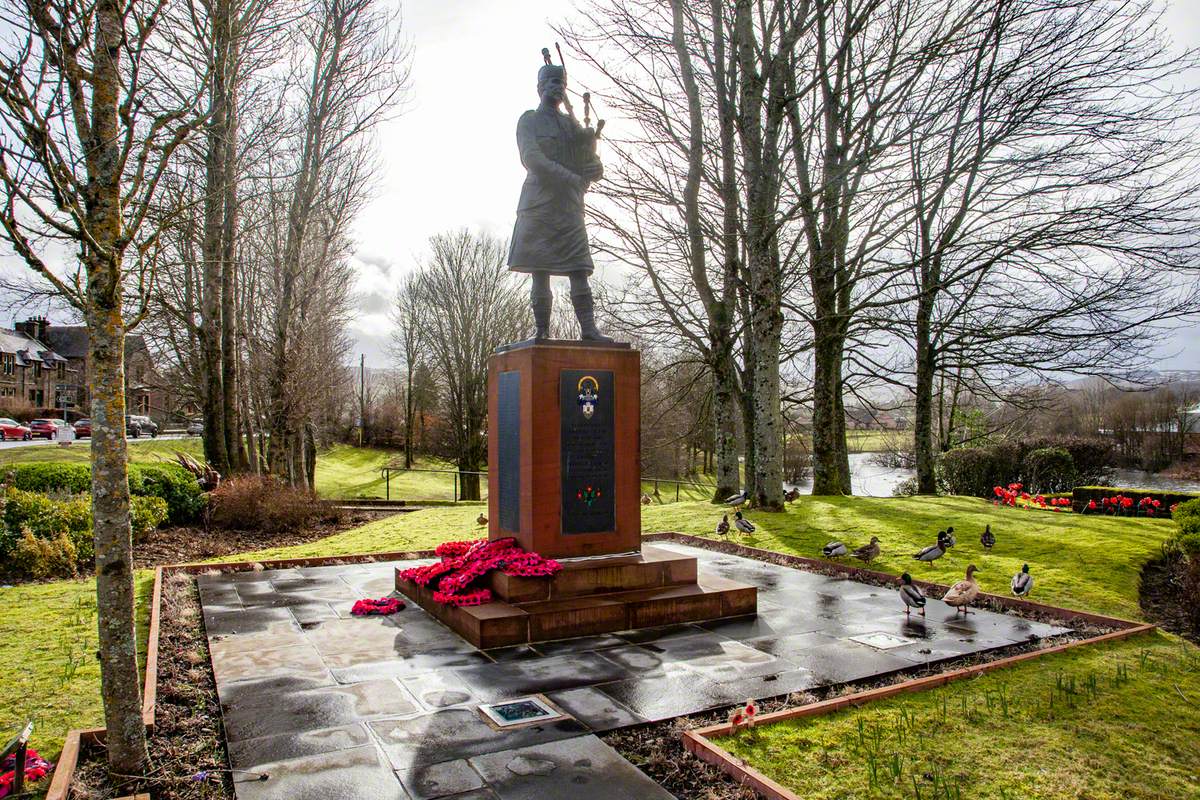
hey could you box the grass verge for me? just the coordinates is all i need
[719,632,1199,800]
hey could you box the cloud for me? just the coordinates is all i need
[357,289,392,316]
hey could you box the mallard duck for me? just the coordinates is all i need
[980,525,995,549]
[476,513,488,526]
[734,510,755,534]
[900,573,926,616]
[822,541,849,558]
[641,493,652,506]
[939,527,956,549]
[913,541,945,564]
[715,513,730,537]
[1011,563,1033,597]
[943,564,981,615]
[852,536,880,563]
[725,489,749,507]
[784,487,801,503]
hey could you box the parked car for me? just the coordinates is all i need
[126,415,159,438]
[0,418,31,441]
[73,418,92,438]
[186,419,204,436]
[28,419,63,439]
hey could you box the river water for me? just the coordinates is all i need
[786,454,1200,497]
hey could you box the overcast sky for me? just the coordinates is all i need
[347,0,1200,371]
[2,0,1196,373]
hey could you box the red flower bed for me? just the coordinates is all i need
[1081,494,1165,517]
[400,537,561,606]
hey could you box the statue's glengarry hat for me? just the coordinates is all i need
[538,63,565,84]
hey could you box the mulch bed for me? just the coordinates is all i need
[132,511,391,570]
[71,572,233,799]
[1139,552,1199,645]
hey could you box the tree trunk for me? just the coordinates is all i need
[87,0,149,780]
[748,255,784,510]
[711,352,739,500]
[913,295,937,494]
[220,40,242,471]
[811,315,852,495]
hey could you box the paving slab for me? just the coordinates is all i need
[201,545,1071,799]
[229,744,410,800]
[467,734,675,800]
[369,708,589,769]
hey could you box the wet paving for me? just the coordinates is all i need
[200,544,1069,799]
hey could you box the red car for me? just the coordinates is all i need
[73,418,92,438]
[0,418,31,441]
[28,419,62,439]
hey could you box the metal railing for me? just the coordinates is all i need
[377,464,716,504]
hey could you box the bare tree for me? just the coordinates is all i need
[390,273,423,469]
[0,0,206,779]
[407,230,530,500]
[263,0,409,484]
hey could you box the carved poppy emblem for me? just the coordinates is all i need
[577,375,599,420]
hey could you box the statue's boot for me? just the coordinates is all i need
[571,288,614,343]
[533,293,552,340]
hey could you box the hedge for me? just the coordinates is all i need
[1071,485,1200,513]
[0,487,169,578]
[1173,498,1200,557]
[2,461,203,524]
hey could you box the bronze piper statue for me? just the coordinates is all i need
[508,47,612,343]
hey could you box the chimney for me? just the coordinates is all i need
[15,316,49,342]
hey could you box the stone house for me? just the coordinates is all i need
[0,318,71,409]
[2,316,164,421]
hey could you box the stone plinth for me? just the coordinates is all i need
[395,339,757,649]
[395,546,757,649]
[487,340,641,560]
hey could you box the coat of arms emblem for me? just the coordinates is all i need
[577,375,599,420]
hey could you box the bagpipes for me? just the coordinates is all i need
[543,44,604,178]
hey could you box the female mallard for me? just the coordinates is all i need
[1011,563,1033,597]
[734,510,755,534]
[900,573,926,616]
[943,564,981,616]
[852,536,880,563]
[715,513,730,537]
[822,541,849,558]
[980,525,995,549]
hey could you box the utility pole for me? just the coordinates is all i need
[358,353,365,447]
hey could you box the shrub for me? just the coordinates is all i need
[5,463,92,494]
[1174,498,1200,557]
[3,461,203,524]
[10,529,77,579]
[131,495,170,541]
[938,443,1020,497]
[1020,436,1113,485]
[128,463,204,524]
[1023,447,1076,494]
[208,476,337,533]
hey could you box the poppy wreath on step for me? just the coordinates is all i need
[0,748,53,798]
[400,537,562,606]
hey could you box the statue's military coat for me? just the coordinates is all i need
[507,105,601,275]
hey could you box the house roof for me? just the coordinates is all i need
[43,326,149,360]
[0,329,66,364]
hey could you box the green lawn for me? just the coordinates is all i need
[0,437,203,466]
[314,444,485,502]
[720,632,1200,799]
[0,494,1184,790]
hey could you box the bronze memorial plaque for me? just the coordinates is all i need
[560,368,615,534]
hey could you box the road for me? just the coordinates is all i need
[0,432,191,449]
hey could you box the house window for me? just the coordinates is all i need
[137,394,150,414]
[29,389,43,405]
[56,362,65,379]
[1,354,12,375]
[33,363,41,378]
